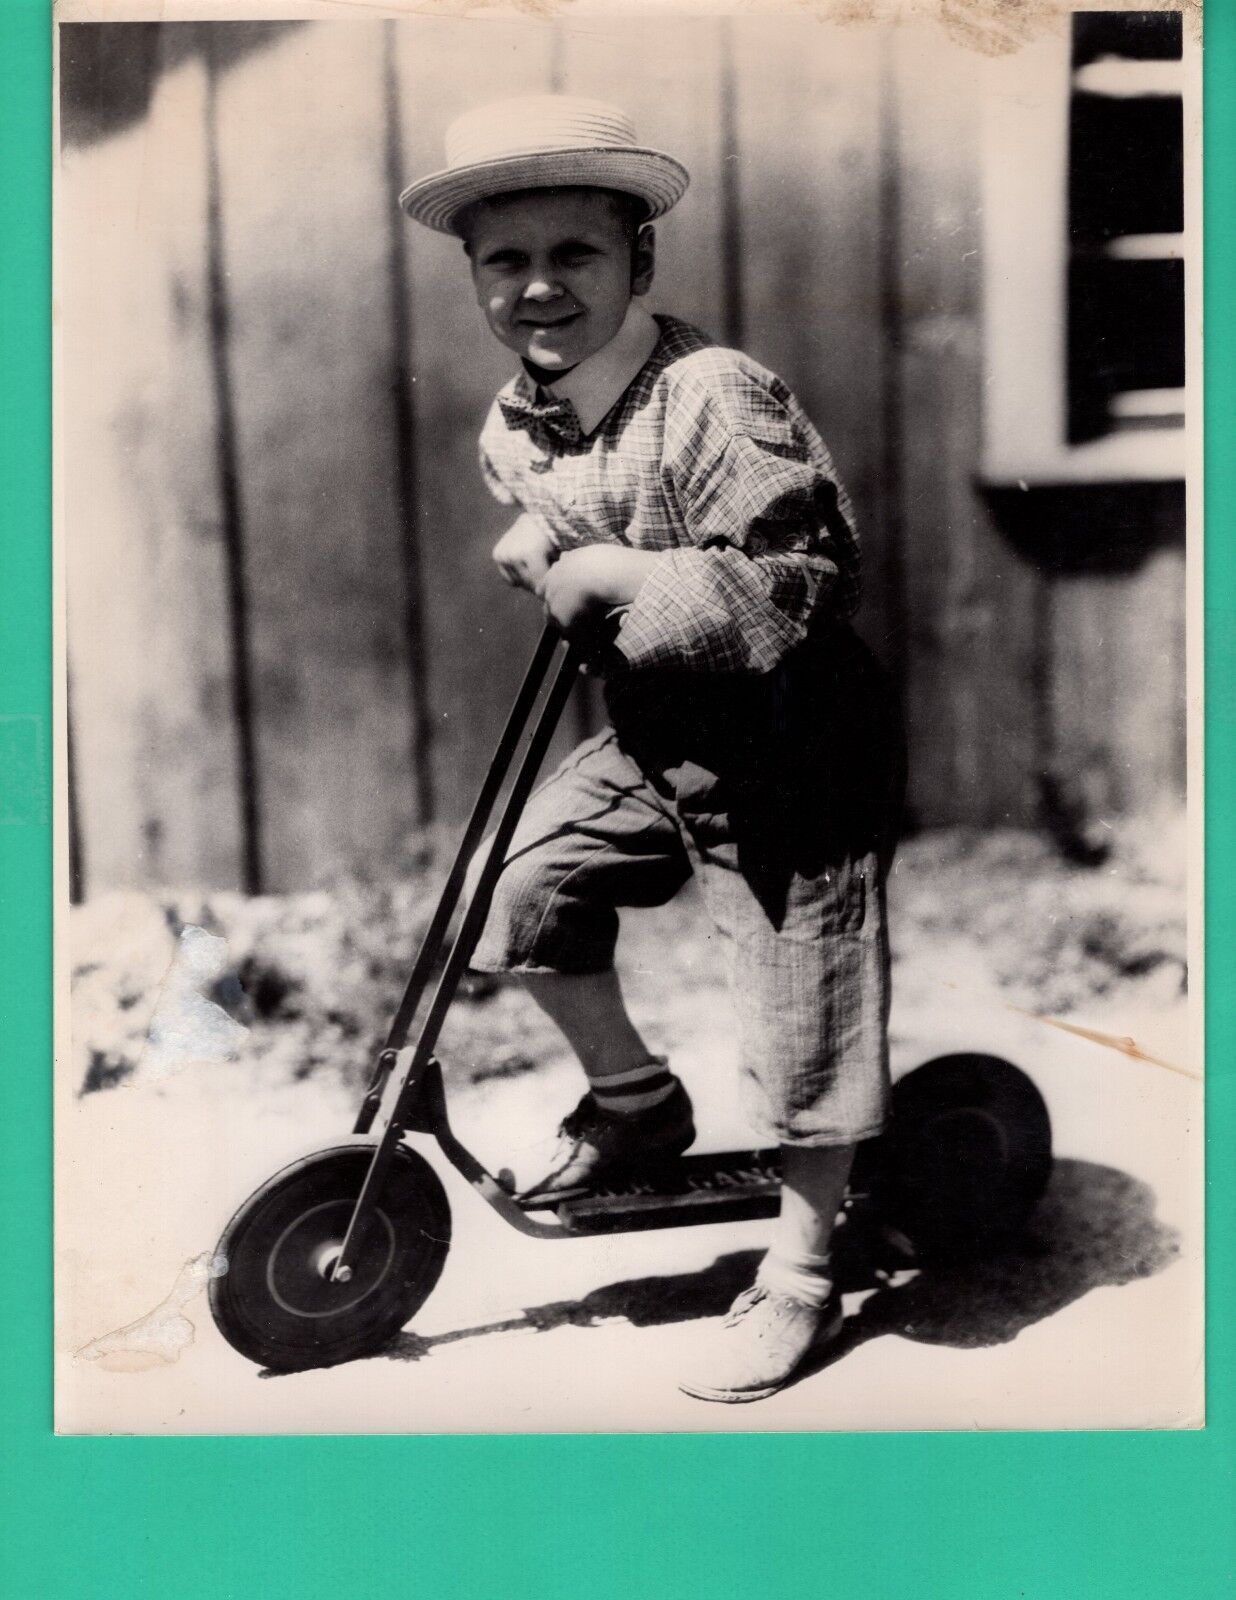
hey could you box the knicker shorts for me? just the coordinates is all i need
[467,723,897,1148]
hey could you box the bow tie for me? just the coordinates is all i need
[498,391,585,449]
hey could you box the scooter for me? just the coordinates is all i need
[209,625,1053,1372]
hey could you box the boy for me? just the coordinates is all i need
[400,96,903,1402]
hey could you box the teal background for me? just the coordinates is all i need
[2,2,1231,1595]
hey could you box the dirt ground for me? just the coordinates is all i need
[56,812,1202,1433]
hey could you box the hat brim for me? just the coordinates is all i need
[398,147,690,235]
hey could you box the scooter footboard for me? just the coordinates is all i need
[552,1149,784,1234]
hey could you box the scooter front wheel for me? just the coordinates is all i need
[209,1144,451,1371]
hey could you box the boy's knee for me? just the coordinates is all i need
[464,832,544,922]
[465,831,621,976]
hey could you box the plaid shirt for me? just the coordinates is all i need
[478,315,862,675]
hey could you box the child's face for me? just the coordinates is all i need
[465,187,654,372]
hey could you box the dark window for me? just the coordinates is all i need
[1072,9,1182,66]
[1066,11,1185,444]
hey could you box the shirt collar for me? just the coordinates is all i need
[524,301,661,436]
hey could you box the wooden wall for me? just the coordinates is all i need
[60,15,1186,894]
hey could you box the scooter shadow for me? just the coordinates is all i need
[380,1157,1181,1372]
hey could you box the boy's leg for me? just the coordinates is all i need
[679,835,892,1402]
[776,1144,855,1255]
[756,1142,855,1305]
[515,967,693,1201]
[521,969,679,1111]
[464,728,695,1196]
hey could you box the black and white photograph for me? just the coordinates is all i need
[54,0,1203,1433]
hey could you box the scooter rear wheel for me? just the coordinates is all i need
[873,1054,1052,1263]
[209,1144,451,1371]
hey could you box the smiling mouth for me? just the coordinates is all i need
[520,312,583,330]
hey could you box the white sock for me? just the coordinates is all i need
[590,1056,677,1116]
[756,1246,835,1308]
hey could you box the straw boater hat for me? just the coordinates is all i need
[399,94,691,236]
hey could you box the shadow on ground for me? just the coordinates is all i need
[380,1157,1180,1371]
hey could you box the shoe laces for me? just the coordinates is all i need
[557,1093,604,1143]
[723,1284,820,1334]
[723,1286,770,1327]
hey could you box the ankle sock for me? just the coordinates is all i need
[590,1056,677,1116]
[756,1246,835,1309]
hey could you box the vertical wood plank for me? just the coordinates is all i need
[729,17,898,680]
[1049,574,1113,820]
[894,24,1041,825]
[1049,548,1186,819]
[392,17,555,815]
[213,23,417,888]
[557,16,727,342]
[62,49,244,890]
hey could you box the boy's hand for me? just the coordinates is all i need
[492,514,558,592]
[538,546,661,637]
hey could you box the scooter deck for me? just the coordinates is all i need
[537,1148,785,1234]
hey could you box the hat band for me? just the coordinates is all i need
[400,146,690,236]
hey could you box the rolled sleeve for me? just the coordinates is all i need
[678,431,824,550]
[615,545,839,674]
